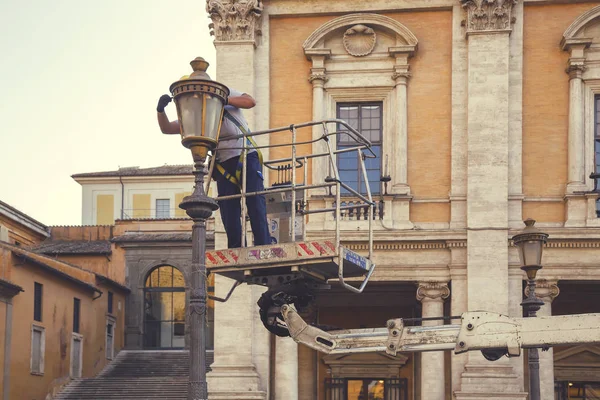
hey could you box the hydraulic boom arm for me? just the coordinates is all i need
[281,305,600,360]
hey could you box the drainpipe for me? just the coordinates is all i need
[119,174,124,219]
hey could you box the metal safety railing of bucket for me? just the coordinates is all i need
[204,118,377,267]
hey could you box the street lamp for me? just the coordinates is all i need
[169,57,229,400]
[512,218,549,400]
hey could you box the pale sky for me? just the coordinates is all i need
[0,0,216,225]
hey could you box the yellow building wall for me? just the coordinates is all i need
[96,194,114,225]
[0,213,47,247]
[0,302,5,394]
[7,262,125,400]
[269,10,453,222]
[175,192,192,217]
[523,3,598,222]
[132,194,151,218]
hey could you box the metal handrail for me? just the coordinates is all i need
[205,117,377,291]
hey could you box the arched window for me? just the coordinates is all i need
[143,265,185,349]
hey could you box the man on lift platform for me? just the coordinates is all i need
[156,87,270,249]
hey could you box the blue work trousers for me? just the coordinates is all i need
[215,151,270,249]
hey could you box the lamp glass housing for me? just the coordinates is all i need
[169,57,230,162]
[517,239,543,268]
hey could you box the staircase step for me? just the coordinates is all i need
[55,350,211,400]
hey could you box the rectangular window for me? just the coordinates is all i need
[106,321,114,360]
[34,282,43,322]
[73,298,81,333]
[30,325,45,375]
[337,102,382,195]
[156,199,170,218]
[108,291,113,314]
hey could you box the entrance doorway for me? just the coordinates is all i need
[143,265,186,349]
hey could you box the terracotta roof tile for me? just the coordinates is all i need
[33,240,112,255]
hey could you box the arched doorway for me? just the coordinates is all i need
[143,265,186,349]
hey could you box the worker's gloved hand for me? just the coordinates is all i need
[156,94,172,113]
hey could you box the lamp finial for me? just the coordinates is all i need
[524,218,536,227]
[189,57,211,79]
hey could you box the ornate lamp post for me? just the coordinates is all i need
[169,57,229,400]
[511,218,549,400]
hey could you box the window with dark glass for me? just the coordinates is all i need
[337,103,382,195]
[156,199,170,219]
[325,377,408,400]
[34,282,43,322]
[555,381,600,399]
[73,298,80,333]
[595,95,600,217]
[108,291,113,314]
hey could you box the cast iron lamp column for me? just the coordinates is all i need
[511,219,549,400]
[169,57,229,400]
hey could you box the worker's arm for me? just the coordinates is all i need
[229,93,256,109]
[156,94,180,135]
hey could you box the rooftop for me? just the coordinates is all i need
[33,240,112,255]
[72,165,193,178]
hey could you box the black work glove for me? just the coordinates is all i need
[157,94,172,113]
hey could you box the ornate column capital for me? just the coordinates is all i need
[206,0,263,43]
[566,59,587,79]
[461,0,517,34]
[416,282,450,302]
[308,71,329,86]
[525,279,560,303]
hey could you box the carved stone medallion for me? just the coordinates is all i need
[343,24,376,57]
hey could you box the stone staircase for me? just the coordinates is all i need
[55,350,213,399]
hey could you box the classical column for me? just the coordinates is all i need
[417,282,450,400]
[527,280,560,400]
[274,337,298,400]
[206,2,267,399]
[457,1,526,398]
[388,47,414,196]
[566,55,587,194]
[306,50,330,194]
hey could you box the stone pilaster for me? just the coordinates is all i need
[416,282,449,400]
[527,280,560,400]
[206,2,267,399]
[449,261,468,395]
[457,1,526,399]
[274,337,298,400]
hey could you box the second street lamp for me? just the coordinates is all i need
[169,57,229,400]
[512,218,549,400]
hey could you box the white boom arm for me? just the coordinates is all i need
[281,305,600,358]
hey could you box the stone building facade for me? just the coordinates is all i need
[204,1,600,399]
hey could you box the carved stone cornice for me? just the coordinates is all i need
[525,279,559,303]
[416,282,450,302]
[461,0,517,34]
[206,0,263,43]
